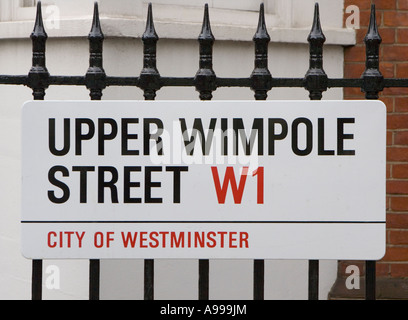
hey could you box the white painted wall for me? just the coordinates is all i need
[0,0,354,300]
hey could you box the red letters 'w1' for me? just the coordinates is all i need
[211,167,249,204]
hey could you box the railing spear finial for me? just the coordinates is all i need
[86,1,106,101]
[195,3,216,100]
[251,3,272,100]
[361,4,384,99]
[89,1,103,40]
[140,3,161,100]
[144,2,158,40]
[29,0,49,100]
[32,1,47,39]
[304,3,327,100]
[308,2,325,44]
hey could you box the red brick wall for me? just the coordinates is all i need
[343,0,408,282]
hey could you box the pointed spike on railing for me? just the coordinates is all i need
[143,2,158,42]
[253,3,270,42]
[250,3,272,100]
[140,2,161,100]
[365,4,381,44]
[198,3,214,42]
[86,1,106,100]
[31,1,47,40]
[89,1,104,40]
[304,2,327,100]
[195,3,217,100]
[308,3,325,43]
[361,4,383,99]
[29,0,49,100]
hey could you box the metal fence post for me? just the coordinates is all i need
[304,3,328,300]
[28,1,49,300]
[140,3,161,300]
[195,4,216,300]
[361,5,383,300]
[366,261,376,300]
[86,2,106,300]
[251,3,272,301]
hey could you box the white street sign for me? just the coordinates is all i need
[21,100,386,260]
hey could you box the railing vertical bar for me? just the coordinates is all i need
[29,1,49,300]
[89,259,100,300]
[304,3,327,300]
[86,2,105,300]
[140,3,161,300]
[198,259,209,300]
[250,3,271,300]
[195,4,216,299]
[365,261,376,300]
[308,260,319,300]
[253,260,264,300]
[361,6,382,301]
[144,260,154,300]
[31,260,43,300]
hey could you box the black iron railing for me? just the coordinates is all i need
[6,1,402,300]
